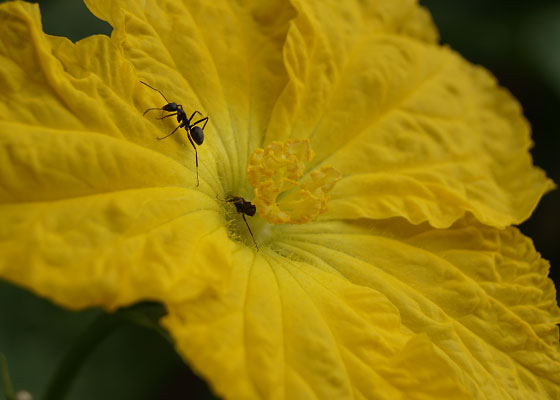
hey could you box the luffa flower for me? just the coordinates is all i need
[0,0,559,399]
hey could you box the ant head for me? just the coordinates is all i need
[226,196,257,216]
[162,102,179,112]
[191,126,204,145]
[244,202,257,217]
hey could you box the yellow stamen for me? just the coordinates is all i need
[247,139,342,224]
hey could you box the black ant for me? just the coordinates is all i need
[140,81,208,187]
[226,196,259,251]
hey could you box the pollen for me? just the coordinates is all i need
[247,139,342,224]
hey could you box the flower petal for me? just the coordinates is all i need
[266,0,554,228]
[163,217,560,400]
[164,247,472,400]
[266,0,437,145]
[0,1,221,192]
[84,0,297,192]
[274,217,560,399]
[0,187,233,310]
[0,2,233,309]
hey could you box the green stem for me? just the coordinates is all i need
[42,303,168,400]
[1,354,16,400]
[42,312,123,400]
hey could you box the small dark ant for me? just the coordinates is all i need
[226,196,259,251]
[140,81,208,187]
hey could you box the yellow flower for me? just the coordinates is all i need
[0,1,558,399]
[247,139,342,224]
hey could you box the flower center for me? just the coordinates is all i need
[247,139,342,225]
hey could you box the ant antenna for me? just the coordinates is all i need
[241,213,258,251]
[140,81,170,103]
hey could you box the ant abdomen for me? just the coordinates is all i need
[191,126,204,146]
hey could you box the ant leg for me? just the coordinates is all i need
[191,116,209,130]
[157,124,182,140]
[188,110,202,122]
[143,107,163,116]
[156,112,178,120]
[242,214,259,251]
[186,132,200,187]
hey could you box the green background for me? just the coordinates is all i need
[0,0,559,399]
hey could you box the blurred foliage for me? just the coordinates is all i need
[28,0,111,40]
[0,0,559,399]
[0,280,216,400]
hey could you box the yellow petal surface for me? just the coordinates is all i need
[84,0,297,192]
[0,2,232,309]
[0,188,233,310]
[164,246,472,400]
[1,2,558,399]
[164,218,560,399]
[266,0,554,228]
[275,217,560,399]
